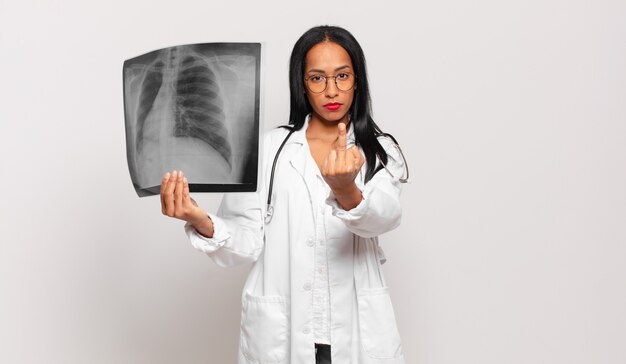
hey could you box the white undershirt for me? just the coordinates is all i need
[311,172,332,344]
[307,120,356,345]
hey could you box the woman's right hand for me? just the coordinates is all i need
[160,170,214,237]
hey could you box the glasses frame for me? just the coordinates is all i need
[304,72,356,94]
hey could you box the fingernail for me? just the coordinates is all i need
[183,177,188,183]
[164,172,170,179]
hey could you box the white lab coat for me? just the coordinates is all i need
[185,116,406,364]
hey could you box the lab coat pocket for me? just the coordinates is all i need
[357,287,403,360]
[240,293,289,364]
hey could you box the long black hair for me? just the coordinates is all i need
[287,25,389,183]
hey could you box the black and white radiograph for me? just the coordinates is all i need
[123,43,260,197]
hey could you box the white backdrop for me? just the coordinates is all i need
[1,1,625,363]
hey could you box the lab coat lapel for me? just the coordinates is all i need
[287,125,308,178]
[287,127,318,204]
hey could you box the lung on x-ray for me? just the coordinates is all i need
[123,43,260,197]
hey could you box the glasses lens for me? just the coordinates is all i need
[307,75,326,93]
[336,73,355,91]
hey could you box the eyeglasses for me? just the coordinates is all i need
[304,72,356,94]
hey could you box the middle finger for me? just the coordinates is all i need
[336,123,347,167]
[164,170,178,216]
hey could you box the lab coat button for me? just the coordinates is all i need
[303,282,311,291]
[303,327,310,335]
[307,238,314,247]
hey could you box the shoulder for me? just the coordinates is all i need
[263,126,292,145]
[261,126,296,162]
[376,133,395,148]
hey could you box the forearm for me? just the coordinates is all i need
[332,182,363,211]
[185,192,265,267]
[328,181,402,238]
[189,209,215,238]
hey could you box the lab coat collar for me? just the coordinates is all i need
[288,116,312,180]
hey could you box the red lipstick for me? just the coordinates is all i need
[324,102,341,111]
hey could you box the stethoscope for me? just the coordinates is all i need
[264,127,409,224]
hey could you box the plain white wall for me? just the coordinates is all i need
[1,0,625,363]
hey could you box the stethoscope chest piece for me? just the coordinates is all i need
[264,205,274,224]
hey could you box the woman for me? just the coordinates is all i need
[160,25,406,364]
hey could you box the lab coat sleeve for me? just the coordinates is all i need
[326,136,404,238]
[184,190,264,268]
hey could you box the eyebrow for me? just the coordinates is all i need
[306,65,351,73]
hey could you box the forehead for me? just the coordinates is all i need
[305,41,353,71]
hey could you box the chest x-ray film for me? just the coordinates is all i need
[123,43,260,197]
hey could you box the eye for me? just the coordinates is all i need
[309,75,325,83]
[337,73,350,80]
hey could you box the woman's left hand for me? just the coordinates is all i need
[321,123,365,208]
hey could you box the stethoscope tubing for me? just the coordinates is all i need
[265,127,296,224]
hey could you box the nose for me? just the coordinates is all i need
[324,77,339,98]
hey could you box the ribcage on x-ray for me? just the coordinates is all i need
[174,55,232,170]
[134,51,233,170]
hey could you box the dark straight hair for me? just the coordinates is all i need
[287,25,389,183]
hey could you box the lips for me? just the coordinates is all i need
[324,102,342,111]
